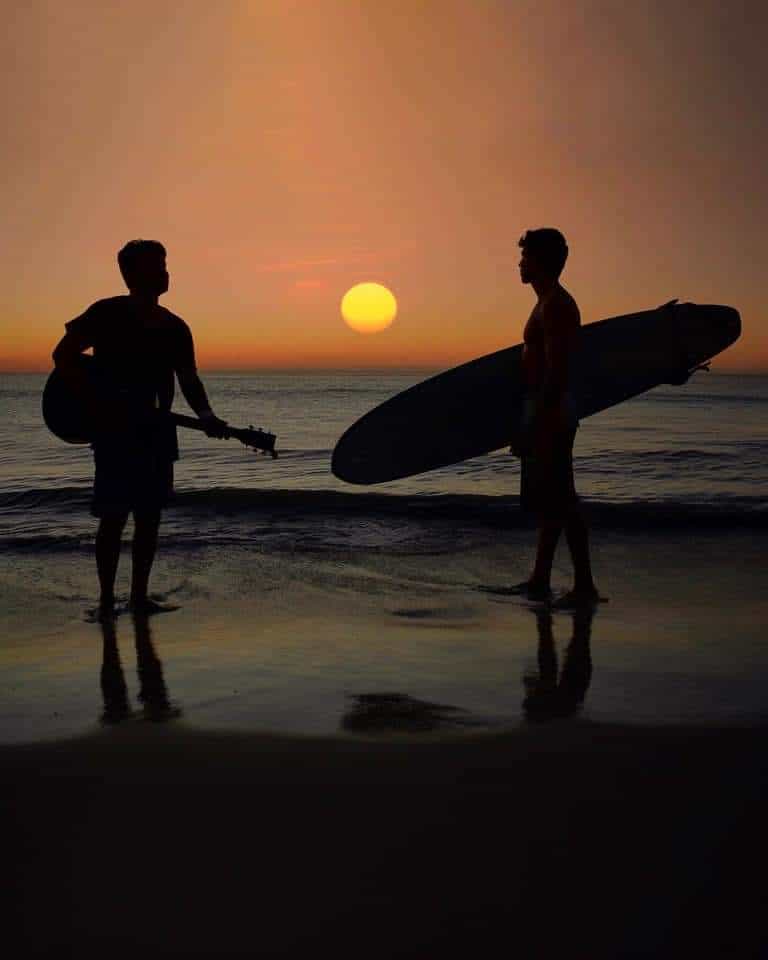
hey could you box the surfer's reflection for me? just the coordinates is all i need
[522,607,593,722]
[99,613,181,723]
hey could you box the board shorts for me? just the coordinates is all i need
[91,420,178,518]
[519,426,579,519]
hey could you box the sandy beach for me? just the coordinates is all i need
[3,525,767,958]
[4,719,766,958]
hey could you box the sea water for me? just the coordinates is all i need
[1,371,766,740]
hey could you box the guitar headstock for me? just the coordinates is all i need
[228,424,278,458]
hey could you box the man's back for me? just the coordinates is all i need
[65,296,194,415]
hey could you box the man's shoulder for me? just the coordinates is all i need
[83,295,131,316]
[157,305,190,333]
[542,288,580,329]
[65,296,130,333]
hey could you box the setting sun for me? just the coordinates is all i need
[341,283,397,334]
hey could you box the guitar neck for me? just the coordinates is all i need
[169,413,276,456]
[171,413,219,434]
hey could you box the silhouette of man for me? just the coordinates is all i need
[53,240,226,617]
[511,228,599,607]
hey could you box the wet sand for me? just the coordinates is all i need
[3,527,767,956]
[4,720,766,958]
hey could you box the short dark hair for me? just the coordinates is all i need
[518,228,568,277]
[117,239,166,287]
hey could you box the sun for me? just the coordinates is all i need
[341,282,397,334]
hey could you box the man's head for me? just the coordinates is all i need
[117,239,169,297]
[518,228,568,285]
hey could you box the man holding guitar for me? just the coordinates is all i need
[52,239,228,617]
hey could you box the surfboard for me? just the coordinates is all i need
[331,301,740,485]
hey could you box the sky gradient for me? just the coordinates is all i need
[2,0,767,371]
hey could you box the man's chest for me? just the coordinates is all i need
[524,306,546,345]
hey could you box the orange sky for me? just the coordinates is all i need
[2,1,767,372]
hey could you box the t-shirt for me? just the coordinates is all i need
[65,296,196,459]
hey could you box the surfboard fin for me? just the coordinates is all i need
[665,362,710,386]
[657,299,679,310]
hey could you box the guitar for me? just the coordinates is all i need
[42,355,278,457]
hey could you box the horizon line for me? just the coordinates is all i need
[1,365,765,377]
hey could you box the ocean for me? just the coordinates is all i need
[1,370,767,741]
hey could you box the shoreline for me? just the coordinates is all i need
[3,715,767,777]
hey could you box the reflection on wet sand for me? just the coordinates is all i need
[99,613,181,723]
[341,693,480,733]
[341,608,596,733]
[98,606,594,731]
[523,607,594,722]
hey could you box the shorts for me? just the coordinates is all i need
[91,424,176,518]
[519,427,578,519]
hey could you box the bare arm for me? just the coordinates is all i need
[175,366,214,418]
[174,323,227,437]
[539,301,578,409]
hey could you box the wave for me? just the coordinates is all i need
[643,390,768,405]
[0,487,91,509]
[1,487,765,553]
[579,448,730,464]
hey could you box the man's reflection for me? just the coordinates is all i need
[99,613,181,723]
[522,607,594,721]
[100,616,132,723]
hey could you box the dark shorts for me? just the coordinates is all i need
[91,428,176,518]
[520,427,578,519]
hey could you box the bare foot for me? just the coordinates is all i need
[514,580,552,602]
[551,588,606,610]
[478,580,552,601]
[128,597,180,616]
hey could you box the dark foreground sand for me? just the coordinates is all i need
[4,721,766,958]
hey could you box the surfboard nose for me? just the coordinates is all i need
[706,304,741,350]
[676,303,741,364]
[721,305,741,343]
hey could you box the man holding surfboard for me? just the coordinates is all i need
[52,240,227,618]
[512,228,599,607]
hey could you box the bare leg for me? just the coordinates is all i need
[564,508,596,594]
[531,522,562,589]
[130,509,161,606]
[503,522,560,600]
[550,506,603,608]
[95,514,128,612]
